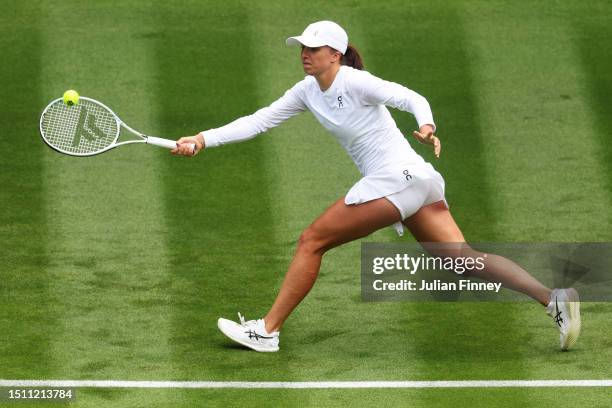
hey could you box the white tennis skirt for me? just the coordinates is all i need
[344,162,448,236]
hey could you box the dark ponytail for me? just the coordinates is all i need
[341,44,364,70]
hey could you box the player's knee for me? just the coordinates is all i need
[423,242,471,259]
[297,227,328,255]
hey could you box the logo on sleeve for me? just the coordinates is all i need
[403,169,412,181]
[337,95,344,109]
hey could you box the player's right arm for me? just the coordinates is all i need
[173,82,307,156]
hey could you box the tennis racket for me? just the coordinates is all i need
[39,96,194,156]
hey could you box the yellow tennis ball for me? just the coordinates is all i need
[63,90,79,106]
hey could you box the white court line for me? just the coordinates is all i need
[0,380,611,389]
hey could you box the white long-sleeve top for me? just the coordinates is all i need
[202,65,435,175]
[201,65,441,216]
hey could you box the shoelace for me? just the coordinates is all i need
[238,312,258,327]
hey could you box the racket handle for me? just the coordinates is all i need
[147,136,178,149]
[146,136,196,155]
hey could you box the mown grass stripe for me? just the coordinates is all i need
[351,3,534,395]
[0,1,52,379]
[39,2,175,380]
[459,0,612,388]
[573,4,612,204]
[242,2,423,388]
[152,0,294,381]
[462,2,610,242]
[366,4,498,240]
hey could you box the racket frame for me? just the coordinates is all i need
[39,96,180,156]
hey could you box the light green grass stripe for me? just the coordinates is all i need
[462,2,611,242]
[246,9,344,406]
[246,0,406,383]
[247,8,366,242]
[40,2,175,380]
[198,7,342,406]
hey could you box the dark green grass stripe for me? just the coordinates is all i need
[0,2,54,378]
[356,4,496,241]
[353,1,531,396]
[573,5,612,200]
[153,1,294,380]
[570,8,612,385]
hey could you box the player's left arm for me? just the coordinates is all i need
[412,124,440,158]
[351,70,440,158]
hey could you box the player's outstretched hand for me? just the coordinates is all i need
[412,124,441,158]
[172,134,205,157]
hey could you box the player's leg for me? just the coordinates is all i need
[402,201,552,305]
[403,201,581,349]
[218,196,400,351]
[263,196,402,333]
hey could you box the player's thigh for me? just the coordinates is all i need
[402,201,466,257]
[306,197,401,250]
[402,202,467,258]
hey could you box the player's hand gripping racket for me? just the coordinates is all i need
[39,96,194,156]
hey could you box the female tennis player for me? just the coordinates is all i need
[173,21,581,352]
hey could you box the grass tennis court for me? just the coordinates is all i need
[1,0,611,406]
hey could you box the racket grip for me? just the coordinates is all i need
[146,136,178,149]
[147,136,196,155]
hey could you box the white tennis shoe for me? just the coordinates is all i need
[546,288,581,351]
[217,313,280,352]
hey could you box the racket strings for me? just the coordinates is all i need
[41,99,118,155]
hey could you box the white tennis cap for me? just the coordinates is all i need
[286,21,348,54]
